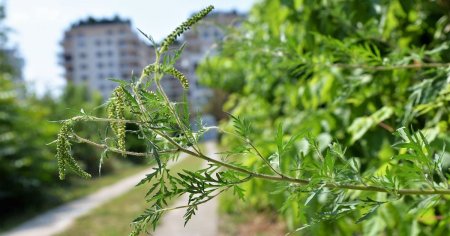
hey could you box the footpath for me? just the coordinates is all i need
[3,142,218,236]
[154,142,219,236]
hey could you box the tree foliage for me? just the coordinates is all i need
[0,3,59,217]
[198,0,450,234]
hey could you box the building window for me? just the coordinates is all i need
[95,39,102,46]
[129,50,137,56]
[106,29,114,35]
[79,52,87,58]
[214,30,221,38]
[63,53,72,62]
[107,51,113,56]
[108,73,115,78]
[80,64,88,69]
[108,62,114,67]
[98,73,104,79]
[106,39,112,45]
[96,51,103,58]
[97,62,104,69]
[81,75,88,81]
[77,41,85,47]
[203,31,209,39]
[118,40,126,47]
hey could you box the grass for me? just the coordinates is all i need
[0,160,151,232]
[218,190,287,236]
[58,156,204,236]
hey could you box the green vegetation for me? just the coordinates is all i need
[58,156,203,236]
[0,2,149,230]
[0,163,149,232]
[55,3,450,236]
[0,79,150,230]
[198,0,450,234]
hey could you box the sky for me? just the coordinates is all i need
[4,0,257,95]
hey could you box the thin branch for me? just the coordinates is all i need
[332,62,450,71]
[155,80,201,154]
[154,186,231,214]
[68,115,164,128]
[219,129,286,177]
[378,122,395,132]
[72,133,179,157]
[73,111,450,196]
[172,145,450,195]
[248,141,285,177]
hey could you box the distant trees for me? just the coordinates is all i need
[0,3,138,224]
[0,3,58,217]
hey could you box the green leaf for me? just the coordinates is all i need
[233,185,245,200]
[356,204,381,223]
[276,123,283,153]
[136,168,159,186]
[121,87,138,106]
[348,106,394,143]
[108,78,128,86]
[149,141,161,169]
[268,152,280,171]
[228,113,252,140]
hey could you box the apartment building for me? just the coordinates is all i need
[60,16,153,98]
[60,11,245,107]
[180,10,245,111]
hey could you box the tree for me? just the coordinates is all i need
[0,3,60,217]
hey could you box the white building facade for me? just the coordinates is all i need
[60,12,245,108]
[60,17,152,98]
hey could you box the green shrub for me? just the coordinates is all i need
[199,0,450,234]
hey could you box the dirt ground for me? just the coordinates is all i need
[219,210,286,236]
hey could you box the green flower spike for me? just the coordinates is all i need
[107,86,127,155]
[56,121,91,179]
[165,67,189,89]
[159,5,214,54]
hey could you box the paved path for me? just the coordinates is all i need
[154,142,219,236]
[3,156,189,236]
[3,142,219,236]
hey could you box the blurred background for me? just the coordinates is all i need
[1,0,450,235]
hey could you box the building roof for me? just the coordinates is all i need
[71,16,131,28]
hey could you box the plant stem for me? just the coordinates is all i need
[75,121,450,196]
[154,80,201,154]
[248,141,285,177]
[74,112,450,196]
[73,133,179,157]
[173,145,450,196]
[332,62,450,71]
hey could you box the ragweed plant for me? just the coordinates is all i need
[107,86,127,154]
[53,5,450,235]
